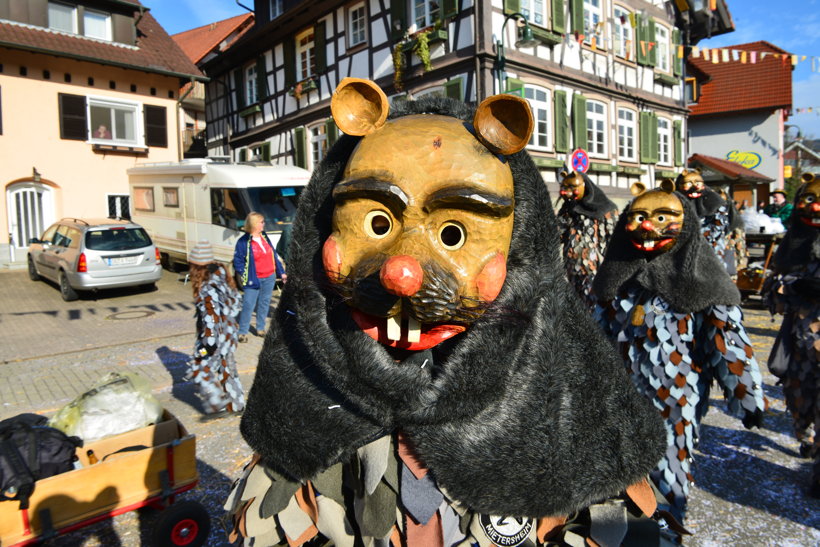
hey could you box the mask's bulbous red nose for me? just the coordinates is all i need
[811,202,820,213]
[640,220,655,232]
[380,255,423,297]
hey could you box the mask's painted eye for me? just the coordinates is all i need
[805,195,816,203]
[634,214,646,222]
[364,211,392,239]
[657,215,666,222]
[438,221,466,250]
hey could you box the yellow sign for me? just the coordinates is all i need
[784,165,793,178]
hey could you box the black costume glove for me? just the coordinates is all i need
[742,408,763,429]
[792,278,820,299]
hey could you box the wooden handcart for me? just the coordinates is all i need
[0,410,209,547]
[735,232,783,299]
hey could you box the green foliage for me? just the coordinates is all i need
[412,31,433,72]
[393,46,405,91]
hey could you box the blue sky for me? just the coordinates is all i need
[148,0,820,138]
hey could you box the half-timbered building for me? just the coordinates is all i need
[202,0,732,206]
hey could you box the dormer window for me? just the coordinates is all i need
[47,1,112,42]
[48,2,77,34]
[84,9,112,41]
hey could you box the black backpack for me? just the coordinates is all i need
[0,413,83,509]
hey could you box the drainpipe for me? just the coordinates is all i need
[176,77,197,161]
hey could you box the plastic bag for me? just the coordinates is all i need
[741,209,786,234]
[48,372,163,442]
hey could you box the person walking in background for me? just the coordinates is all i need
[187,240,244,419]
[233,212,286,342]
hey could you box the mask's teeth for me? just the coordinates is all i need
[386,314,401,341]
[406,316,421,343]
[645,240,655,249]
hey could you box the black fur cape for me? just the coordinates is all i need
[240,98,665,518]
[675,173,725,219]
[773,193,820,275]
[592,191,741,314]
[558,172,618,221]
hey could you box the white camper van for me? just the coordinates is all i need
[126,159,311,269]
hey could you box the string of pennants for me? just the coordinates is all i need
[688,46,820,70]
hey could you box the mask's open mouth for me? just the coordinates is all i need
[688,192,702,199]
[351,309,467,351]
[800,216,820,227]
[630,238,674,252]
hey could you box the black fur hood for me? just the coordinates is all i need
[558,172,618,221]
[240,97,665,518]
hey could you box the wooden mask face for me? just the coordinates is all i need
[559,171,585,202]
[323,79,532,350]
[625,188,684,254]
[676,169,705,199]
[796,175,820,228]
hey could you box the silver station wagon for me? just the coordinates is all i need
[27,218,163,301]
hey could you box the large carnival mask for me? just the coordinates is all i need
[796,173,820,228]
[322,78,533,351]
[625,180,684,254]
[676,168,705,199]
[558,170,585,201]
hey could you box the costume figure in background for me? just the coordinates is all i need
[187,241,245,417]
[593,181,767,521]
[226,79,670,546]
[675,168,734,275]
[765,173,820,498]
[556,169,618,306]
[718,189,748,275]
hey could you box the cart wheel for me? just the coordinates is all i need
[152,500,210,547]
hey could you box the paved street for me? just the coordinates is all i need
[0,268,817,545]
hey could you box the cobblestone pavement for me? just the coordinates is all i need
[0,269,817,545]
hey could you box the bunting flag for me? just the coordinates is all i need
[741,51,747,64]
[640,40,646,56]
[628,13,638,29]
[721,48,729,63]
[710,0,717,9]
[591,36,597,50]
[791,54,798,66]
[677,45,685,59]
[712,49,719,63]
[691,46,700,58]
[750,51,757,64]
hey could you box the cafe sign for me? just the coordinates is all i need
[726,150,762,170]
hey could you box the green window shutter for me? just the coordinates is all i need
[256,56,268,100]
[233,69,245,109]
[504,0,520,16]
[391,0,407,40]
[326,118,339,147]
[636,21,647,65]
[672,29,682,77]
[674,120,683,166]
[505,77,524,97]
[639,112,651,163]
[647,20,657,67]
[444,78,463,100]
[314,21,327,73]
[293,127,307,169]
[554,90,569,153]
[571,93,587,151]
[570,0,584,34]
[262,142,271,161]
[443,0,458,18]
[552,0,566,34]
[58,93,88,140]
[144,105,168,148]
[239,148,247,162]
[650,113,659,163]
[284,37,296,88]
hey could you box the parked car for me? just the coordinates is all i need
[27,218,162,301]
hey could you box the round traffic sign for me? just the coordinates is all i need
[571,149,589,173]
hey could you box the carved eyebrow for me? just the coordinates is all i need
[653,208,683,215]
[425,185,513,217]
[332,179,409,212]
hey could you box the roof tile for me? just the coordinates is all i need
[172,13,254,65]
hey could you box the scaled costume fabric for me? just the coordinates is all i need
[593,194,766,519]
[682,185,733,275]
[556,176,618,307]
[226,98,668,546]
[765,217,820,467]
[189,264,245,414]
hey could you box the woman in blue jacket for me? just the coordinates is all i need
[233,212,286,342]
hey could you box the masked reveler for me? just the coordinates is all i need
[675,168,734,275]
[765,173,820,498]
[556,169,618,307]
[225,79,672,546]
[592,181,767,522]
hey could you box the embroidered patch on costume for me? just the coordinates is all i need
[479,514,533,546]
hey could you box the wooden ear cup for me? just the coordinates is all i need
[660,178,675,193]
[630,182,647,196]
[331,78,389,136]
[473,94,534,155]
[802,173,816,184]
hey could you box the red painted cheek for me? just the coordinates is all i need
[322,236,343,282]
[476,253,507,302]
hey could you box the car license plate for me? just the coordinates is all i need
[108,256,139,266]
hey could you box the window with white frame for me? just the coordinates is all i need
[583,0,603,45]
[613,6,633,60]
[348,2,367,47]
[586,100,607,157]
[88,97,140,146]
[309,123,328,169]
[617,108,636,161]
[245,64,258,105]
[655,25,670,73]
[269,0,283,19]
[296,28,316,81]
[84,9,111,41]
[413,0,441,29]
[657,117,672,165]
[524,86,551,150]
[520,0,546,28]
[48,2,77,34]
